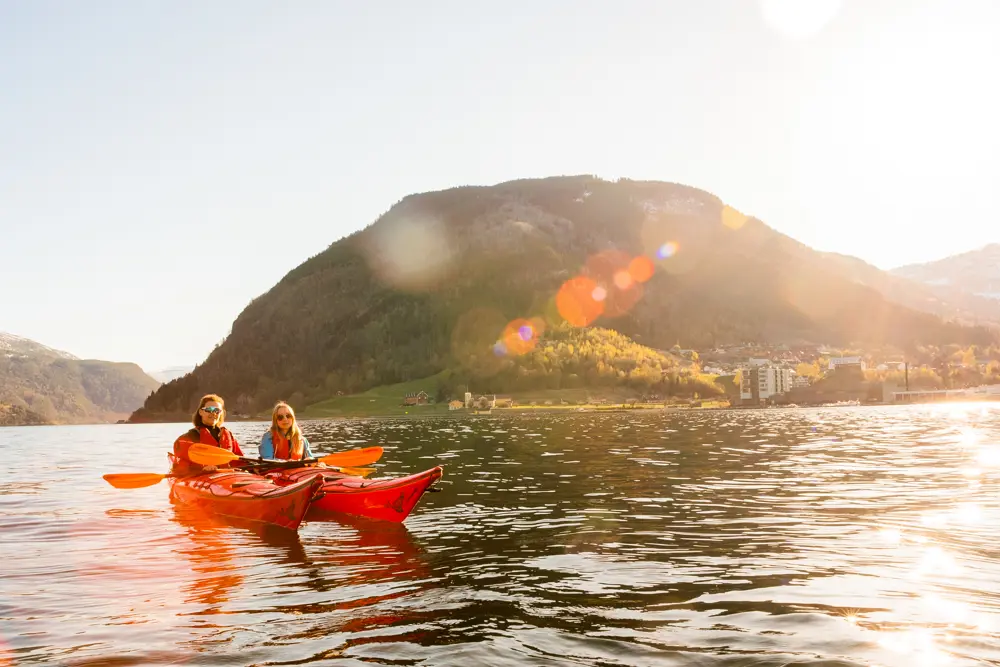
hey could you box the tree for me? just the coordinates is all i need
[796,362,821,379]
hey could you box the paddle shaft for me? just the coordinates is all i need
[187,443,382,469]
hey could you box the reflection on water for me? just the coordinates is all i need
[2,405,1000,665]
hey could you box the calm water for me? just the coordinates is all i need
[3,405,1000,666]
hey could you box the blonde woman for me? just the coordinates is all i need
[259,401,314,460]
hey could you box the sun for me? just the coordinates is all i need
[758,0,843,40]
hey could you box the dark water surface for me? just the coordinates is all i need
[3,405,1000,666]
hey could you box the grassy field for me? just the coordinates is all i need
[301,374,452,418]
[299,375,730,419]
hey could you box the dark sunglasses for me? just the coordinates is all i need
[200,406,223,415]
[276,413,293,421]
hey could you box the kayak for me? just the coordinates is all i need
[266,466,444,523]
[169,470,323,531]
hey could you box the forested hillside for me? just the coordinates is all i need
[131,176,996,421]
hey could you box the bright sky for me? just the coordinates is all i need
[2,0,998,371]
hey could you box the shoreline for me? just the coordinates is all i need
[7,397,1000,427]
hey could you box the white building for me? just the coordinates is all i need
[875,361,906,372]
[828,356,867,371]
[741,365,794,402]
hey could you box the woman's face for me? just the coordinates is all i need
[199,400,223,427]
[275,407,294,431]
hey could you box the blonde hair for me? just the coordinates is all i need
[270,401,303,459]
[193,394,225,428]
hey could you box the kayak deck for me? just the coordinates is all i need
[169,470,323,531]
[267,466,443,523]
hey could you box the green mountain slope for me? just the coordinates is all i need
[130,176,996,421]
[1,334,161,425]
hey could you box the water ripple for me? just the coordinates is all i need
[3,406,1000,664]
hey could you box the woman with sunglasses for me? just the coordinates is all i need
[259,401,314,460]
[171,394,245,475]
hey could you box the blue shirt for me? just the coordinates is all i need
[259,430,315,460]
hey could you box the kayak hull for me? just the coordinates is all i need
[169,470,322,531]
[268,466,443,523]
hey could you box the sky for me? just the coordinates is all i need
[2,0,998,371]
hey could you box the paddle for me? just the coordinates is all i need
[103,444,381,489]
[187,443,378,476]
[103,472,175,489]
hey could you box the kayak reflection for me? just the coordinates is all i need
[274,515,439,647]
[168,503,251,608]
[302,514,432,586]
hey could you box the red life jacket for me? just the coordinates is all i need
[172,426,244,474]
[271,429,304,460]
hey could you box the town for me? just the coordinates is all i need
[397,343,1000,412]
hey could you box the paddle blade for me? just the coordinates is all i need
[103,472,169,489]
[188,443,242,466]
[318,446,384,467]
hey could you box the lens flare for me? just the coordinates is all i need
[628,256,655,283]
[721,205,748,230]
[656,242,679,259]
[580,249,646,318]
[613,270,633,290]
[556,276,605,327]
[584,249,632,281]
[451,307,508,375]
[501,318,538,356]
[362,212,455,291]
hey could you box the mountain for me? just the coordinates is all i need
[1,332,79,360]
[148,366,194,383]
[1,332,161,425]
[816,253,1000,327]
[130,176,997,421]
[893,244,1000,302]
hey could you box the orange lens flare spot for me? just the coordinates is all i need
[627,256,655,283]
[556,276,605,327]
[501,318,538,356]
[584,249,632,283]
[722,205,747,230]
[613,270,633,290]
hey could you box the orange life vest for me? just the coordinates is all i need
[172,426,243,474]
[271,429,304,460]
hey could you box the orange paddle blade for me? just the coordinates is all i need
[187,443,242,466]
[318,446,384,467]
[103,472,171,489]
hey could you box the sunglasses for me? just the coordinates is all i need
[276,413,293,421]
[200,406,223,415]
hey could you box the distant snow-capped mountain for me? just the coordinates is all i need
[0,332,78,359]
[892,244,1000,301]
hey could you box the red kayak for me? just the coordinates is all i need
[266,466,443,523]
[169,470,323,531]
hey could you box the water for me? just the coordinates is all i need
[3,405,1000,666]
